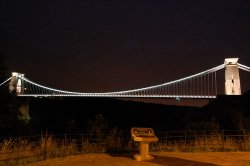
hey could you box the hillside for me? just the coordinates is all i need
[1,94,250,136]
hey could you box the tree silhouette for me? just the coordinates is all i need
[86,114,109,140]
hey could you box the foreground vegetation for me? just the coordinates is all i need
[1,130,250,166]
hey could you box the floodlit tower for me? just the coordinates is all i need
[224,58,241,95]
[9,72,25,95]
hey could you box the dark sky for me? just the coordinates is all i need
[1,0,250,94]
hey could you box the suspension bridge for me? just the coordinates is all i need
[1,58,250,99]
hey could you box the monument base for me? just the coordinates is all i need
[134,154,154,161]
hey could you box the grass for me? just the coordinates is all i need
[0,136,78,166]
[156,133,250,152]
[0,132,250,165]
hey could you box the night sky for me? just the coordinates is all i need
[1,0,250,95]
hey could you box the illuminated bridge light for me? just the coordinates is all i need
[1,59,249,99]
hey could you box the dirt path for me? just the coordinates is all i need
[28,152,250,166]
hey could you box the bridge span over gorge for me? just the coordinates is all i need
[1,58,250,99]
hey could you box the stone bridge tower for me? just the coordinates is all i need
[9,72,25,95]
[224,58,241,95]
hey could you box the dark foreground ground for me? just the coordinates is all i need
[28,152,250,166]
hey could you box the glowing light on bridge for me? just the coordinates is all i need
[1,59,249,99]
